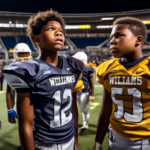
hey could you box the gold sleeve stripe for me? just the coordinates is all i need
[73,80,84,92]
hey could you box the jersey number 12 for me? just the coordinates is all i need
[50,89,72,128]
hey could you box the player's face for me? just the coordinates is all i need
[110,24,137,58]
[39,21,64,52]
[18,52,30,57]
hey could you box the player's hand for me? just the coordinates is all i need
[8,109,17,123]
[89,95,94,106]
[89,95,94,102]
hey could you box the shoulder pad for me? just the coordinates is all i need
[96,58,118,85]
[3,59,40,88]
[84,66,95,73]
[65,56,84,73]
[96,58,118,75]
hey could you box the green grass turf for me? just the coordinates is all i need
[0,74,108,150]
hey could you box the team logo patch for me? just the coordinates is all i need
[43,68,51,74]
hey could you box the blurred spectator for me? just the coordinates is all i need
[0,62,4,91]
[95,56,100,66]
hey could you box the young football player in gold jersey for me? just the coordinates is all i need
[94,17,150,150]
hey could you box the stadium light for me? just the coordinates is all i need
[101,18,114,20]
[0,23,27,28]
[79,25,91,29]
[65,25,79,29]
[142,21,150,24]
[65,25,91,29]
[96,25,113,28]
[9,21,12,24]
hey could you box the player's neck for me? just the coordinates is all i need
[40,50,59,66]
[121,50,143,63]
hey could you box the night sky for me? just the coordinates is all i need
[0,0,150,13]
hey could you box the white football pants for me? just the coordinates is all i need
[35,137,74,150]
[77,90,90,122]
[108,127,150,150]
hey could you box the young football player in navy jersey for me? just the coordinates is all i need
[93,17,150,150]
[6,43,33,124]
[73,52,95,135]
[3,10,84,150]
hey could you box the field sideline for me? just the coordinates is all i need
[0,74,108,150]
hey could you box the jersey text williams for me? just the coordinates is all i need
[109,76,142,85]
[49,76,75,86]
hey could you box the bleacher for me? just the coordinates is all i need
[1,37,17,52]
[1,36,37,52]
[142,34,150,54]
[70,37,108,49]
[145,34,150,45]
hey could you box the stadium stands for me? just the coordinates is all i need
[70,37,108,49]
[145,34,150,44]
[0,35,150,64]
[1,37,17,52]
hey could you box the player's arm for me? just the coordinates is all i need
[89,73,94,101]
[72,91,79,150]
[6,84,13,110]
[94,88,112,150]
[17,92,35,150]
[6,84,17,123]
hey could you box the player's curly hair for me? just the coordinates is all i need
[26,9,65,41]
[113,17,147,43]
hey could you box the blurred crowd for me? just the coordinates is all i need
[87,49,112,66]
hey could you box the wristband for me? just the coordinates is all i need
[8,109,13,112]
[96,142,102,149]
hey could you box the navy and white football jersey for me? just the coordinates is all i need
[3,56,84,143]
[82,66,95,93]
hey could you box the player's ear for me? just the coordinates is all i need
[33,35,40,45]
[135,35,143,47]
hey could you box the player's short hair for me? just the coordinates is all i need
[113,17,147,43]
[27,9,65,41]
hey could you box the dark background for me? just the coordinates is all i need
[1,0,150,13]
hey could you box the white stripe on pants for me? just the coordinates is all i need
[77,91,89,114]
[108,127,150,150]
[35,137,75,150]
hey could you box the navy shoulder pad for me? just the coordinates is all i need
[65,56,84,73]
[84,66,95,73]
[3,59,40,89]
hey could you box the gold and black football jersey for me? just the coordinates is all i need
[96,57,150,141]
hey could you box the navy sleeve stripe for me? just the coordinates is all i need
[16,88,31,93]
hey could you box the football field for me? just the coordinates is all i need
[0,74,108,150]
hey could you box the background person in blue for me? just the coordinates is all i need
[3,9,84,150]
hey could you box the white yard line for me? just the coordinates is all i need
[0,91,6,94]
[94,85,103,87]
